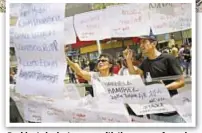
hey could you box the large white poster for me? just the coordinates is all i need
[74,10,110,41]
[99,75,147,104]
[13,4,67,98]
[149,3,191,34]
[73,3,191,40]
[105,4,150,38]
[129,84,176,115]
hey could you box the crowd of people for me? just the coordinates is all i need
[64,33,192,123]
[65,42,192,85]
[160,43,192,77]
[9,32,192,123]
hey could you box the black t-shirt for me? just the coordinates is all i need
[139,53,182,96]
[183,49,191,62]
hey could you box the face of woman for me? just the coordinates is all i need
[97,56,112,71]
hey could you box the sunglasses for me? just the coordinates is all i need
[97,59,109,63]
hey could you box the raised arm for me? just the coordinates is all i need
[65,46,91,81]
[123,48,143,76]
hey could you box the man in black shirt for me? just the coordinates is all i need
[123,32,185,123]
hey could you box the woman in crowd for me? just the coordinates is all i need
[65,47,115,82]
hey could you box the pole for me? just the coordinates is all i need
[96,40,102,55]
[180,31,184,45]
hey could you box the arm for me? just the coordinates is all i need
[165,75,185,90]
[126,58,143,76]
[165,56,185,90]
[67,57,91,81]
[123,49,143,76]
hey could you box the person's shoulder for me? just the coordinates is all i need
[160,53,176,60]
[90,71,99,76]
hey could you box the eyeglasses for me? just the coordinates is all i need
[97,59,109,63]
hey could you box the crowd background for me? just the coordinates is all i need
[64,40,192,85]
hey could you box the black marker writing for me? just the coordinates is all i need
[15,40,58,52]
[18,15,62,27]
[18,58,58,68]
[19,69,58,83]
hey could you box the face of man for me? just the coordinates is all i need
[140,39,156,57]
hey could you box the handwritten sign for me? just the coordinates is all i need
[14,4,67,98]
[24,100,43,122]
[74,10,110,41]
[64,16,76,44]
[41,104,66,123]
[48,99,80,123]
[171,90,192,123]
[105,4,150,38]
[95,99,131,122]
[64,84,81,100]
[16,4,65,28]
[62,95,99,122]
[99,75,147,104]
[70,108,100,123]
[149,3,191,34]
[129,84,176,115]
[98,111,130,123]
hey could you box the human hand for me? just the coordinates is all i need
[123,46,133,61]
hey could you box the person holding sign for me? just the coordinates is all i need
[65,46,115,82]
[123,29,185,123]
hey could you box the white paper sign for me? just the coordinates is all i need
[129,84,176,115]
[99,75,147,104]
[95,99,131,123]
[14,4,67,98]
[64,16,76,44]
[64,84,81,100]
[16,4,65,28]
[74,10,110,41]
[66,95,99,123]
[105,4,150,38]
[49,99,80,123]
[41,104,65,123]
[70,108,99,123]
[24,100,43,122]
[171,90,192,123]
[149,3,191,34]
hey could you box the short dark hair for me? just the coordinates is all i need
[98,53,114,73]
[140,38,157,45]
